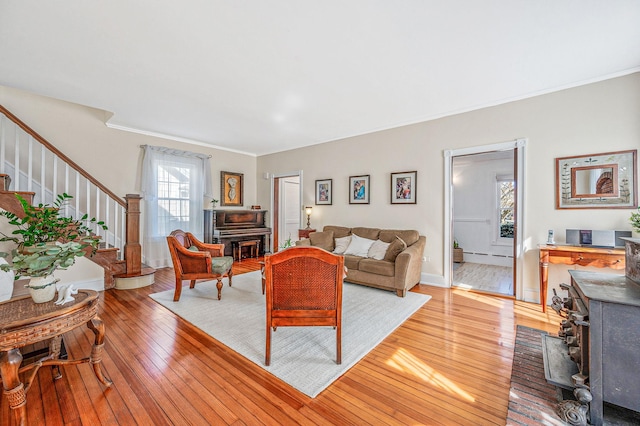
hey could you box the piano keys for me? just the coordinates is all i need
[203,209,272,257]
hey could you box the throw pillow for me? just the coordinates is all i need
[383,236,407,262]
[187,245,199,252]
[309,230,335,251]
[333,235,351,254]
[344,234,376,257]
[367,239,391,260]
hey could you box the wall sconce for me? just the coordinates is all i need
[305,206,312,229]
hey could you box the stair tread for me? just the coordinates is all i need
[114,266,155,279]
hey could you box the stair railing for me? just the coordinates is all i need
[0,105,127,257]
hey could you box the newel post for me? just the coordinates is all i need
[124,194,142,275]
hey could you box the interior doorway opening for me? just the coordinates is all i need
[271,173,301,252]
[452,151,515,296]
[444,139,526,301]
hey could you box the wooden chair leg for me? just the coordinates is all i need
[336,325,342,365]
[216,279,223,300]
[173,278,183,301]
[265,324,271,366]
[228,268,233,287]
[189,279,196,289]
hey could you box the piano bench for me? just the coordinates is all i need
[233,239,261,262]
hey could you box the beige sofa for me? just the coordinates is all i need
[296,225,426,297]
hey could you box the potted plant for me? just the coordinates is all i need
[453,239,463,263]
[631,206,640,235]
[211,199,219,208]
[0,193,107,303]
[280,234,294,250]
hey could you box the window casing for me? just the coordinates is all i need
[496,177,514,244]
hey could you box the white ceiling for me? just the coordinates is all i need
[1,1,639,156]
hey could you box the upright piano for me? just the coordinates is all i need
[203,209,272,257]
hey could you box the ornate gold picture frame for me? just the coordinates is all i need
[221,171,243,206]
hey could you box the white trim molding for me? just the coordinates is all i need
[444,138,527,301]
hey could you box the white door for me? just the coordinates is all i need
[279,176,300,248]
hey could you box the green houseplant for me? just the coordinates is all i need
[631,206,640,234]
[0,193,107,303]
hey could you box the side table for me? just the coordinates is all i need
[298,228,316,239]
[538,244,625,313]
[0,290,112,426]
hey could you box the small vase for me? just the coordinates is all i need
[27,275,58,303]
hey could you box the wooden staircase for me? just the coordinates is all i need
[0,106,154,289]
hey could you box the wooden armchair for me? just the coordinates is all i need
[166,229,234,301]
[264,246,344,366]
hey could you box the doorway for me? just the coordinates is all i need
[443,139,527,300]
[271,173,301,252]
[451,151,515,296]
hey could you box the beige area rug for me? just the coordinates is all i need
[149,271,431,398]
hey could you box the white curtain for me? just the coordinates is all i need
[141,145,212,268]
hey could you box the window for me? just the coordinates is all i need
[497,177,514,240]
[157,163,193,236]
[141,145,212,268]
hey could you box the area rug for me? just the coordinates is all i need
[507,325,564,425]
[149,271,431,398]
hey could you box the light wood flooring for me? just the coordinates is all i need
[453,262,514,296]
[1,258,561,425]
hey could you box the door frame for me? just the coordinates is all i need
[270,170,303,252]
[443,139,526,300]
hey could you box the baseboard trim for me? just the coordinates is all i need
[420,272,447,287]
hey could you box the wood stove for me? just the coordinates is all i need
[544,238,640,425]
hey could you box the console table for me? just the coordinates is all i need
[538,244,625,313]
[0,290,112,426]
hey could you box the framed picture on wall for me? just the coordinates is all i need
[391,171,417,204]
[315,179,332,205]
[221,171,243,206]
[349,175,370,204]
[555,149,637,209]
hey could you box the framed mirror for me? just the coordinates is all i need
[556,149,637,209]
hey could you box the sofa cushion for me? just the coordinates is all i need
[379,229,419,247]
[368,239,391,260]
[352,227,380,240]
[359,258,395,277]
[324,225,351,238]
[344,234,376,257]
[309,230,334,251]
[333,235,351,254]
[343,254,363,271]
[384,236,407,262]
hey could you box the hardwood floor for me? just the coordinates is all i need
[1,258,562,425]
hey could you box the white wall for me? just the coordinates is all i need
[257,72,640,303]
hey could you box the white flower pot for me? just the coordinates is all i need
[28,275,58,303]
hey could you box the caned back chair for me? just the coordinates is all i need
[166,229,233,301]
[264,246,344,366]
